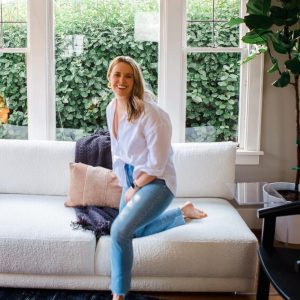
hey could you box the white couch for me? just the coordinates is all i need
[0,139,258,292]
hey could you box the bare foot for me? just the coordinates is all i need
[180,201,207,219]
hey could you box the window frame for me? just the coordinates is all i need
[1,0,264,165]
[158,0,264,164]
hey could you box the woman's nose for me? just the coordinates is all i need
[119,76,126,84]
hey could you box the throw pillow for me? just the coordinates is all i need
[65,162,121,208]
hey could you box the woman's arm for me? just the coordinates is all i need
[125,172,156,203]
[135,172,156,188]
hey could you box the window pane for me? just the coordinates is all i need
[215,22,239,47]
[185,52,240,142]
[187,22,213,48]
[187,0,240,48]
[187,0,212,21]
[0,0,27,48]
[0,53,28,139]
[55,0,159,141]
[215,0,239,20]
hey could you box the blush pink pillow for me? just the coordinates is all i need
[65,162,121,208]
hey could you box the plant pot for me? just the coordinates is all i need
[262,182,300,244]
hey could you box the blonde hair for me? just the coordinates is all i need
[107,56,145,122]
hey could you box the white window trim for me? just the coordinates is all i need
[158,0,264,165]
[27,0,55,140]
[1,0,55,140]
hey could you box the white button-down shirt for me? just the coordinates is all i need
[106,97,177,195]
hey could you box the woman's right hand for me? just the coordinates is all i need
[125,187,138,203]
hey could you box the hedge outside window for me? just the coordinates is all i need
[185,0,240,142]
[0,0,27,139]
[55,0,159,141]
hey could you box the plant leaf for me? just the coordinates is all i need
[241,52,258,64]
[273,71,290,87]
[228,17,244,26]
[244,15,273,29]
[242,29,273,44]
[285,57,300,75]
[246,0,271,16]
[270,33,292,54]
[267,61,279,74]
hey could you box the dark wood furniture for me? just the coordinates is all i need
[256,201,300,300]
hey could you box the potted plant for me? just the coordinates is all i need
[230,0,300,243]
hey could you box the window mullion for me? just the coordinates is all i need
[186,47,242,53]
[27,0,55,140]
[0,48,27,53]
[159,0,185,142]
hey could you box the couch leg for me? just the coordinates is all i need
[256,263,270,300]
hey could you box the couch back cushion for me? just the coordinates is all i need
[0,140,236,198]
[173,142,236,199]
[0,139,75,196]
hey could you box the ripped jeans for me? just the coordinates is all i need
[110,164,185,296]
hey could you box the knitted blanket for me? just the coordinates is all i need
[72,206,118,240]
[75,129,112,169]
[72,130,119,239]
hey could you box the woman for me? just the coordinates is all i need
[106,56,207,300]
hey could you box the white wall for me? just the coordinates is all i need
[236,53,297,183]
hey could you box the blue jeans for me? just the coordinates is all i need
[110,164,185,296]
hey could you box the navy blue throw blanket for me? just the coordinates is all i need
[75,129,112,169]
[72,206,118,240]
[71,130,119,239]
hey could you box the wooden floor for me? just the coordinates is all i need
[148,291,283,299]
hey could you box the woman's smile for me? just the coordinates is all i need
[109,62,134,99]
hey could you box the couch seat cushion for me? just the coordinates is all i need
[0,194,95,275]
[95,198,258,278]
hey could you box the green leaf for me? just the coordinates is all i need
[242,29,273,45]
[244,15,273,30]
[273,71,290,87]
[267,60,279,74]
[227,17,244,26]
[246,0,271,16]
[242,31,265,44]
[241,52,258,64]
[270,33,292,54]
[285,57,300,75]
[270,6,299,26]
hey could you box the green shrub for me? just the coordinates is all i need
[0,0,240,141]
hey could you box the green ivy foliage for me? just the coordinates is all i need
[0,0,240,142]
[55,23,158,138]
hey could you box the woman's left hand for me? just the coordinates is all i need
[125,187,137,203]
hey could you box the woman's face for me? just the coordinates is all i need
[109,62,134,100]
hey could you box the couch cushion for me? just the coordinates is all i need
[0,140,75,196]
[173,142,236,199]
[0,194,95,275]
[95,198,258,279]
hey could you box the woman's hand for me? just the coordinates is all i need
[125,187,138,203]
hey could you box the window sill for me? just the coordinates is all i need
[236,149,264,165]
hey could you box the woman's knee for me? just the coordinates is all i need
[111,219,132,242]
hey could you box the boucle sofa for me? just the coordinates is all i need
[0,139,258,292]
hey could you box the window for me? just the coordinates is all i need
[185,0,240,143]
[0,0,27,139]
[1,0,264,164]
[54,0,159,141]
[159,0,264,164]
